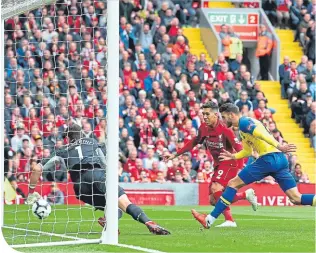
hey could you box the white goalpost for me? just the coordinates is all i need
[1,0,118,248]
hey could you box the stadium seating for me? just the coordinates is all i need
[3,0,314,189]
[277,29,302,64]
[261,81,316,182]
[183,28,212,63]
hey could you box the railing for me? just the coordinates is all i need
[201,0,262,8]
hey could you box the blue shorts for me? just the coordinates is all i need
[238,152,297,192]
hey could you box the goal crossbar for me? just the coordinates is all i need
[1,0,56,20]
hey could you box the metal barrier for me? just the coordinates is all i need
[201,0,261,8]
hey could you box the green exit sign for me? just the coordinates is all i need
[208,13,251,25]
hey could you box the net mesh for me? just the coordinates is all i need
[3,0,109,245]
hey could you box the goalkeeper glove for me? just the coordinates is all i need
[25,192,41,205]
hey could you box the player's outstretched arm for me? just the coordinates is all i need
[163,132,202,161]
[219,140,252,161]
[276,143,297,153]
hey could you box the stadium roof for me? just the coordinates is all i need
[1,0,55,20]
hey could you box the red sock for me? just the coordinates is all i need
[213,191,234,222]
[222,207,234,222]
[232,191,246,203]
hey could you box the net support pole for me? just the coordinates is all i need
[0,18,5,228]
[101,0,119,245]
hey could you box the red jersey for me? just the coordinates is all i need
[123,159,139,181]
[167,167,184,181]
[176,120,243,167]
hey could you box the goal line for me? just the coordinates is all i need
[4,226,167,253]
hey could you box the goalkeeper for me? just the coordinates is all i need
[26,123,170,235]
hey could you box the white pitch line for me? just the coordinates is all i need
[119,218,312,221]
[3,226,167,253]
[2,225,80,240]
[12,239,100,248]
[118,244,167,253]
[148,209,316,213]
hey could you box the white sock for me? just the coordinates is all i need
[206,214,216,225]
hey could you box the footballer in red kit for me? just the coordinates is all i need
[164,101,258,227]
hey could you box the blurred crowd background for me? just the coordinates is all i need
[3,0,314,203]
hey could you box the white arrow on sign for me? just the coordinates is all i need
[238,15,246,24]
[230,15,237,24]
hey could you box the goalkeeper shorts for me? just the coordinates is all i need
[73,166,125,211]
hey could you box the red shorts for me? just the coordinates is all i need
[211,160,241,187]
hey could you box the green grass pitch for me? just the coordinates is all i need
[2,205,315,252]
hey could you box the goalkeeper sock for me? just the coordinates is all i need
[126,204,150,224]
[232,191,246,203]
[118,208,123,220]
[211,187,237,219]
[213,191,234,222]
[301,194,316,206]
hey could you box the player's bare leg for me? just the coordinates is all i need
[98,194,170,235]
[285,186,316,206]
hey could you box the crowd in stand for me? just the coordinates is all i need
[262,0,316,150]
[3,0,312,191]
[263,0,315,62]
[4,0,108,187]
[117,0,311,184]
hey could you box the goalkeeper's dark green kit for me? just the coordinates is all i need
[41,138,125,210]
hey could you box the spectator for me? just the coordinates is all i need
[256,25,273,80]
[195,172,205,183]
[235,91,253,111]
[276,0,291,28]
[278,56,290,86]
[282,60,298,99]
[175,74,190,95]
[138,170,151,183]
[142,146,159,169]
[254,100,269,120]
[305,20,315,63]
[47,182,65,205]
[172,36,186,57]
[296,14,311,48]
[297,55,308,73]
[272,129,284,144]
[155,171,167,183]
[290,81,310,122]
[229,54,243,75]
[303,101,316,134]
[309,120,316,149]
[263,0,277,26]
[11,124,31,152]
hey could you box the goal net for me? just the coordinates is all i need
[1,0,119,248]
